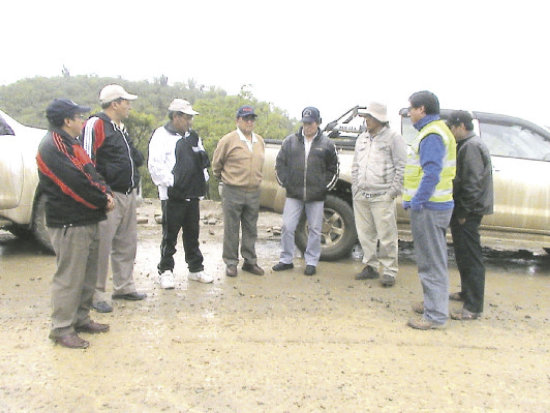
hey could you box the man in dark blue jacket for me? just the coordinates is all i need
[37,98,114,348]
[273,107,339,276]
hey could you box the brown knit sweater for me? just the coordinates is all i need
[212,130,265,190]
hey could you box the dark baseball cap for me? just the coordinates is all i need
[446,110,473,127]
[46,98,91,125]
[236,105,257,118]
[301,106,321,123]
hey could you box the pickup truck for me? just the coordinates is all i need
[259,106,550,260]
[0,110,51,250]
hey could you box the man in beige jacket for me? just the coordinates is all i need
[212,105,265,277]
[352,102,406,287]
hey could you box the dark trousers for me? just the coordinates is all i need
[450,214,485,313]
[158,198,204,273]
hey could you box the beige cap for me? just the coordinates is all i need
[168,99,199,115]
[99,84,138,104]
[359,102,388,123]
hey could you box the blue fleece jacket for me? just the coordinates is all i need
[403,114,454,211]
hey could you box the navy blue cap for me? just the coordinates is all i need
[301,106,321,123]
[46,98,91,125]
[236,105,257,118]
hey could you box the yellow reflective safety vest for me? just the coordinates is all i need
[403,119,456,203]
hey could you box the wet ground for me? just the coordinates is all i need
[0,199,549,412]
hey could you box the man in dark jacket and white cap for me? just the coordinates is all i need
[37,98,115,348]
[446,110,493,320]
[273,107,339,276]
[148,99,212,288]
[81,84,146,313]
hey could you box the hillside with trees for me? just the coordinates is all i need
[0,75,296,198]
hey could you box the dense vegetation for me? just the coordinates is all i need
[0,75,296,198]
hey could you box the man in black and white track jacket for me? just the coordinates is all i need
[148,99,212,288]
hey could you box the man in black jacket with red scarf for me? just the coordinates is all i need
[37,98,115,349]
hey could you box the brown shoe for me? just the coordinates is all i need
[411,301,424,314]
[242,263,265,276]
[52,333,90,349]
[407,317,446,330]
[449,291,464,301]
[451,308,481,321]
[75,320,110,334]
[226,265,238,277]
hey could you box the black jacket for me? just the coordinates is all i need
[453,133,494,218]
[36,128,111,227]
[81,112,144,193]
[165,125,210,200]
[275,128,339,202]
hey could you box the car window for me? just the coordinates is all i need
[0,114,15,136]
[479,122,550,161]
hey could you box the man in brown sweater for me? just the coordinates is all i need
[212,105,265,277]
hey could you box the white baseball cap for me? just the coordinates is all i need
[168,99,199,115]
[99,84,138,104]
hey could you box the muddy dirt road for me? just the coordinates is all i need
[0,200,549,412]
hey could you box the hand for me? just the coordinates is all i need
[458,217,466,225]
[105,194,115,212]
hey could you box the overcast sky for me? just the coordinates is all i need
[2,0,548,125]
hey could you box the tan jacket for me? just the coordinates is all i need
[351,126,406,199]
[212,130,265,190]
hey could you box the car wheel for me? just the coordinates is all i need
[32,194,54,253]
[295,194,357,261]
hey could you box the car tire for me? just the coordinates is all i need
[295,194,357,261]
[32,194,54,253]
[6,224,33,240]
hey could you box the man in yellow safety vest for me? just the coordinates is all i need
[403,90,456,330]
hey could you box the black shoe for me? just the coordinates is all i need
[380,273,396,287]
[112,291,147,301]
[355,265,379,280]
[226,265,238,277]
[272,262,294,271]
[304,265,316,276]
[92,301,113,313]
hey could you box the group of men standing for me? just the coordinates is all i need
[350,91,493,330]
[37,85,147,349]
[36,85,494,348]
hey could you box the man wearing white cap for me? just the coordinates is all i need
[81,84,146,313]
[352,102,406,287]
[148,99,213,287]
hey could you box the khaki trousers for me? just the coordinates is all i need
[94,190,137,304]
[353,194,398,276]
[49,224,99,337]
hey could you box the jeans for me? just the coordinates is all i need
[280,198,324,266]
[410,207,453,325]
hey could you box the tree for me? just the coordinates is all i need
[0,75,297,198]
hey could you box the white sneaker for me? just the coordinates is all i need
[188,270,214,284]
[159,270,175,289]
